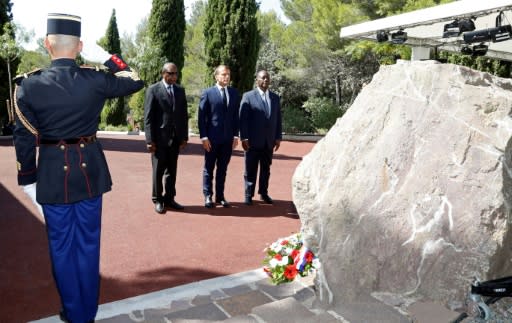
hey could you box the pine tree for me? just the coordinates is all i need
[147,0,185,83]
[0,0,14,134]
[99,9,125,126]
[204,0,260,94]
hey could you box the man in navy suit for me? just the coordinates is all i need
[13,13,144,323]
[144,62,189,214]
[239,70,282,205]
[198,65,240,208]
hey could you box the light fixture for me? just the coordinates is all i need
[463,11,511,44]
[390,29,407,44]
[463,25,512,43]
[442,18,475,38]
[460,43,488,56]
[376,30,388,42]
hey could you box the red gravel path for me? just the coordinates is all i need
[0,134,315,323]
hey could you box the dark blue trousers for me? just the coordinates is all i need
[203,141,233,198]
[244,147,273,197]
[43,196,102,323]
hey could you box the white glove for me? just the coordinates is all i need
[81,41,111,63]
[22,183,44,218]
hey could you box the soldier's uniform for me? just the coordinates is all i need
[12,13,144,323]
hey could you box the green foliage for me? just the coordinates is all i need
[99,9,125,126]
[17,50,50,73]
[182,0,208,96]
[98,9,121,54]
[148,0,186,83]
[128,89,146,130]
[282,105,313,134]
[302,97,345,131]
[204,0,260,94]
[438,51,512,78]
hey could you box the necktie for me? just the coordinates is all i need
[221,87,227,109]
[263,93,270,118]
[167,85,175,107]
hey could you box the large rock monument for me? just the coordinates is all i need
[292,60,512,319]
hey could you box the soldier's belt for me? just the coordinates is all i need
[40,134,97,145]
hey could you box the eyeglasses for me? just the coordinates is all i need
[164,71,178,76]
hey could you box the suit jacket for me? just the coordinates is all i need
[239,88,282,150]
[143,81,189,154]
[13,58,144,204]
[197,86,240,144]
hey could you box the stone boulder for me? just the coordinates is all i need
[292,60,512,317]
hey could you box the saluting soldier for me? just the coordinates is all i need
[12,13,144,323]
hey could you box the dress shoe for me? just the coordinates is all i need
[205,195,214,208]
[166,200,184,210]
[154,201,165,214]
[244,196,253,205]
[260,194,273,204]
[216,197,231,208]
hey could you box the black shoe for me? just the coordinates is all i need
[244,196,253,205]
[260,194,273,204]
[167,200,184,210]
[59,310,68,322]
[205,195,214,208]
[216,197,231,208]
[154,201,165,214]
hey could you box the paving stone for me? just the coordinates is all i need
[191,294,213,306]
[221,315,259,322]
[164,303,228,321]
[407,301,461,323]
[216,289,273,317]
[170,299,194,312]
[251,297,316,323]
[96,314,135,322]
[143,307,176,322]
[330,294,410,323]
[292,287,315,303]
[221,283,254,297]
[210,289,229,300]
[255,279,307,300]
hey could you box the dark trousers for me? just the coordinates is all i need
[202,141,233,199]
[244,147,273,197]
[151,140,179,203]
[42,196,102,323]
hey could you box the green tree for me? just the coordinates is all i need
[0,0,14,131]
[182,0,208,97]
[99,9,125,126]
[204,0,260,93]
[147,0,186,83]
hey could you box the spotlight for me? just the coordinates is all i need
[443,19,475,38]
[460,43,488,56]
[463,25,512,43]
[376,30,388,42]
[390,29,407,44]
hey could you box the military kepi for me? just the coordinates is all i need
[47,13,81,37]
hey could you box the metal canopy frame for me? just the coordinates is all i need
[339,0,512,62]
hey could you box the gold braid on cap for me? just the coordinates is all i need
[13,84,38,136]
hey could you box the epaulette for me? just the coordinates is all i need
[13,68,42,85]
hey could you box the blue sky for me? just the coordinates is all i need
[11,0,288,52]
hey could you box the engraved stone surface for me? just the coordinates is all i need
[292,60,512,316]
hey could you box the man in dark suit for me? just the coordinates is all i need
[239,70,282,205]
[12,13,144,323]
[198,65,240,208]
[144,62,189,214]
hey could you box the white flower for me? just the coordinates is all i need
[312,258,321,269]
[269,258,280,268]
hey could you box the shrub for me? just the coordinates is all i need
[302,97,345,132]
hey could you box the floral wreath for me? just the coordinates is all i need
[263,233,320,284]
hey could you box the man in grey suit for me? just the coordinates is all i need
[144,62,189,214]
[198,65,240,208]
[239,70,282,205]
